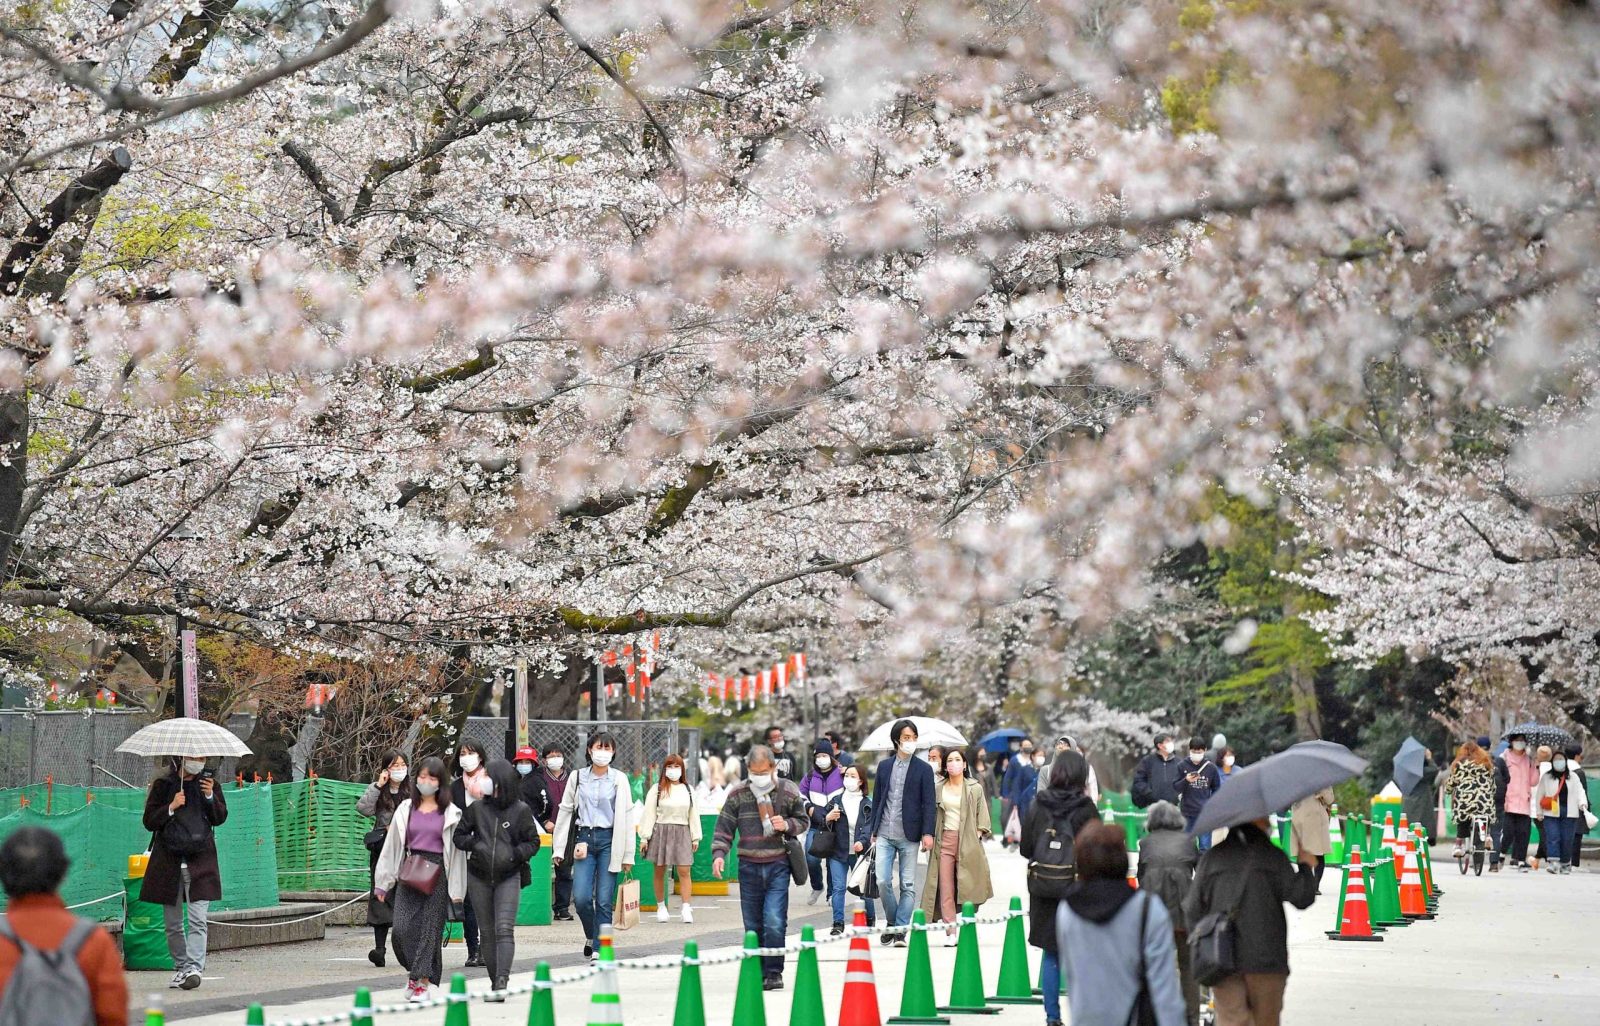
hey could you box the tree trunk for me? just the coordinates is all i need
[0,392,28,579]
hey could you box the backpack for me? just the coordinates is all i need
[160,810,210,858]
[0,915,96,1026]
[1026,808,1080,899]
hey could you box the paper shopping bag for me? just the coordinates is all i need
[613,875,641,931]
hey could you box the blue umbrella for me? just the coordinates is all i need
[1189,740,1367,836]
[1393,736,1427,795]
[977,728,1026,754]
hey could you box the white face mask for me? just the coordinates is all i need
[816,755,832,770]
[1512,741,1526,752]
[390,766,409,782]
[946,760,965,776]
[899,740,917,756]
[459,754,480,773]
[183,759,206,776]
[591,749,613,767]
[1159,743,1173,756]
[1553,759,1568,772]
[1190,752,1205,764]
[749,773,773,788]
[1223,756,1235,768]
[772,740,785,752]
[480,778,494,796]
[844,778,861,793]
[547,757,565,772]
[1033,755,1045,768]
[665,767,682,781]
[417,781,439,796]
[516,764,533,776]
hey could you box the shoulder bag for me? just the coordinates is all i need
[1128,893,1156,1026]
[398,852,442,896]
[1189,866,1252,987]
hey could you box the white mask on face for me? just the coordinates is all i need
[899,740,917,756]
[749,773,773,788]
[772,740,785,752]
[1159,743,1173,756]
[1223,756,1235,768]
[844,778,861,793]
[1033,755,1045,768]
[547,757,565,772]
[816,755,832,770]
[1190,752,1205,764]
[1512,741,1527,752]
[946,760,965,776]
[391,767,409,782]
[183,759,206,776]
[460,754,480,773]
[591,749,613,767]
[417,781,439,796]
[665,767,682,781]
[1553,758,1568,772]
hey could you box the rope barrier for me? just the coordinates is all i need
[218,892,371,929]
[65,891,125,911]
[257,908,1028,1026]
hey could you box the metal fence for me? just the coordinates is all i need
[462,717,696,783]
[0,710,253,788]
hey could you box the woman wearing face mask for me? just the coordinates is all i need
[551,732,636,962]
[141,755,229,991]
[1531,748,1591,874]
[1218,747,1241,783]
[823,763,877,934]
[1498,733,1537,870]
[640,753,700,923]
[512,746,554,828]
[373,757,468,1003]
[799,738,845,910]
[919,747,994,944]
[448,742,491,967]
[357,750,409,967]
[452,759,539,998]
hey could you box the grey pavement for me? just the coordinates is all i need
[153,844,1600,1025]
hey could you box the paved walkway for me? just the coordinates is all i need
[157,845,1600,1025]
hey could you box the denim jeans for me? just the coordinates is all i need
[1040,948,1062,1022]
[805,828,825,892]
[571,827,616,945]
[1543,816,1577,865]
[738,859,791,978]
[826,855,849,924]
[875,835,920,929]
[1184,813,1212,852]
[162,864,209,975]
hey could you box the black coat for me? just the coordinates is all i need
[455,798,540,886]
[1137,828,1199,931]
[518,770,554,826]
[1182,822,1316,975]
[1019,788,1099,951]
[141,774,229,904]
[1131,751,1184,808]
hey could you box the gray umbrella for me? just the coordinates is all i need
[1189,740,1368,836]
[1392,736,1427,795]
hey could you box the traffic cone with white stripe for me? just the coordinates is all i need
[1398,835,1432,919]
[838,909,883,1026]
[587,935,622,1026]
[1326,849,1382,941]
[1329,809,1345,865]
[1381,813,1398,856]
[353,987,373,1026]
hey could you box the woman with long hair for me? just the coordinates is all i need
[449,740,491,967]
[356,749,408,967]
[640,753,700,923]
[373,756,468,1003]
[552,731,636,962]
[453,759,539,997]
[919,746,994,944]
[1445,740,1497,862]
[1019,750,1099,1026]
[141,755,228,991]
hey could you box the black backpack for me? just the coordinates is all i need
[1027,809,1081,899]
[159,787,210,858]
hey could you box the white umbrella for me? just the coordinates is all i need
[860,716,968,752]
[116,718,252,758]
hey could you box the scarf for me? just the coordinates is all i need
[748,773,777,836]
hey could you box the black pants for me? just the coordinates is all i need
[552,857,573,916]
[1311,855,1326,891]
[1501,812,1532,863]
[467,875,520,986]
[462,894,479,956]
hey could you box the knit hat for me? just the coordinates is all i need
[1475,736,1492,749]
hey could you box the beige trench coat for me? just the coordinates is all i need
[1291,787,1335,857]
[920,777,994,917]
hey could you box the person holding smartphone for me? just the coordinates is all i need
[551,732,635,963]
[141,755,229,991]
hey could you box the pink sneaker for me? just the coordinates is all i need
[406,980,428,1003]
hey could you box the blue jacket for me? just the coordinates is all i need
[1174,759,1222,820]
[1058,884,1186,1026]
[868,755,936,841]
[1002,758,1037,804]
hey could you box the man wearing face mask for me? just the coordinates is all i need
[1001,739,1038,848]
[538,746,574,920]
[141,755,228,991]
[1132,733,1185,810]
[868,720,937,946]
[1496,733,1537,870]
[711,746,806,991]
[1176,737,1223,851]
[513,746,554,828]
[760,726,795,781]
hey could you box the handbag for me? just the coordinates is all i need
[784,833,809,885]
[613,873,641,931]
[1189,868,1252,987]
[1583,809,1598,832]
[1129,894,1156,1026]
[397,853,443,896]
[364,827,388,854]
[847,845,879,900]
[808,818,839,859]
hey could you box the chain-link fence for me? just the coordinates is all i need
[0,710,254,789]
[462,717,692,779]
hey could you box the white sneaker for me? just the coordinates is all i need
[405,980,428,1003]
[656,905,670,923]
[681,903,694,924]
[168,971,186,989]
[807,889,823,905]
[943,931,959,947]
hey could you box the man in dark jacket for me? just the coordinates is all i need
[1183,819,1317,1026]
[1132,733,1184,809]
[712,746,807,991]
[141,756,229,991]
[868,719,937,944]
[1175,736,1223,850]
[513,746,552,823]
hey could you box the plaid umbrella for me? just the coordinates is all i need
[116,718,252,758]
[1500,722,1575,753]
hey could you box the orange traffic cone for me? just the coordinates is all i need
[1398,834,1432,919]
[1381,813,1398,856]
[1328,849,1382,942]
[839,908,883,1026]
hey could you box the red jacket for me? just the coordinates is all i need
[0,895,127,1026]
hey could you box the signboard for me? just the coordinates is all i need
[514,659,529,747]
[181,629,198,718]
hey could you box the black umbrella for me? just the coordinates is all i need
[1393,736,1427,795]
[1188,740,1368,836]
[1500,722,1574,753]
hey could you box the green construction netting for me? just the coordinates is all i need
[271,778,372,892]
[0,782,279,921]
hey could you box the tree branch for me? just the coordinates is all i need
[281,141,346,223]
[1,147,131,296]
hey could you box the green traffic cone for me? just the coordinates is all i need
[353,986,374,1026]
[938,902,1000,1016]
[888,911,950,1025]
[245,1005,264,1025]
[988,897,1039,1004]
[791,926,826,1026]
[528,964,556,1026]
[1324,858,1354,937]
[444,972,471,1026]
[1378,856,1409,927]
[672,943,705,1026]
[731,931,768,1026]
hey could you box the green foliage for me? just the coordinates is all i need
[1161,70,1222,136]
[1206,618,1328,710]
[99,195,216,265]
